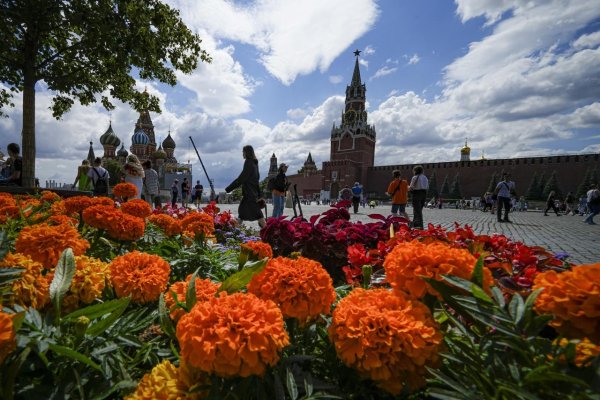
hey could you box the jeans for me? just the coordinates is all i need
[352,196,360,213]
[584,203,599,223]
[411,190,427,228]
[497,196,511,221]
[272,194,285,218]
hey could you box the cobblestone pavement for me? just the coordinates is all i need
[212,203,600,265]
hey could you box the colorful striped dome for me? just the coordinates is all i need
[99,123,121,147]
[117,144,129,158]
[132,127,149,145]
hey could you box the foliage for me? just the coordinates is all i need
[427,171,439,200]
[103,159,123,187]
[439,175,450,197]
[542,170,562,200]
[486,172,499,193]
[0,0,210,186]
[450,173,462,199]
[525,171,540,200]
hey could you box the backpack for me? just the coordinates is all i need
[92,168,108,195]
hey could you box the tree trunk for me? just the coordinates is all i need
[22,39,36,188]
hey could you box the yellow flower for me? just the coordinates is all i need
[0,253,49,309]
[0,311,16,364]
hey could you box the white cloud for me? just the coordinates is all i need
[407,54,421,65]
[573,31,600,49]
[370,66,398,80]
[287,108,308,119]
[363,45,376,55]
[329,75,344,84]
[359,59,369,68]
[170,0,379,85]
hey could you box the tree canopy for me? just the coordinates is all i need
[0,0,210,187]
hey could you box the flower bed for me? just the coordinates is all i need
[0,192,598,399]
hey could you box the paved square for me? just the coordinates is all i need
[211,203,599,265]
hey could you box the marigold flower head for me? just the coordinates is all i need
[165,275,220,322]
[177,292,289,378]
[64,196,94,214]
[110,251,170,303]
[90,196,115,207]
[40,191,61,203]
[47,214,78,227]
[45,255,110,314]
[0,205,20,224]
[554,337,600,367]
[383,240,492,299]
[533,263,600,341]
[15,223,90,269]
[0,311,16,364]
[148,214,182,237]
[248,256,335,324]
[17,197,41,211]
[49,200,68,216]
[125,360,209,400]
[121,199,153,219]
[82,204,145,241]
[241,240,273,260]
[328,288,443,394]
[113,182,138,198]
[180,212,214,240]
[0,195,17,209]
[0,252,49,309]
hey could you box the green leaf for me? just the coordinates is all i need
[186,267,201,310]
[159,293,176,338]
[470,257,485,287]
[0,231,9,261]
[471,284,493,303]
[86,296,131,337]
[218,258,268,294]
[47,343,101,371]
[63,297,131,321]
[491,286,506,308]
[439,274,476,293]
[508,293,525,324]
[286,368,299,400]
[523,367,589,387]
[49,248,75,321]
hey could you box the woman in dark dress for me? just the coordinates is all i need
[225,145,266,228]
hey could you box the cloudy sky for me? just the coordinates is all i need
[1,0,599,190]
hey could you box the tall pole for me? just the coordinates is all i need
[189,136,216,200]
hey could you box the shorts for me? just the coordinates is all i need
[391,203,406,214]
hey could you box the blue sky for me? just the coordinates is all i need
[1,0,599,190]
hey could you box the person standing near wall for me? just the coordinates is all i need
[271,163,288,218]
[494,173,516,223]
[386,170,409,220]
[351,182,363,214]
[409,165,429,229]
[142,160,159,208]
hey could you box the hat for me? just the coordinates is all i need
[354,182,360,185]
[174,179,179,182]
[279,163,288,168]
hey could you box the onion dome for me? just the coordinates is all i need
[460,139,471,155]
[99,123,121,147]
[132,126,149,145]
[162,132,176,149]
[154,145,167,159]
[117,144,128,158]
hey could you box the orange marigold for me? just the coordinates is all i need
[247,256,335,324]
[0,205,20,224]
[0,194,17,208]
[124,360,209,400]
[15,223,90,269]
[40,190,61,203]
[554,337,600,367]
[64,196,94,214]
[180,212,214,240]
[533,263,600,341]
[113,182,138,198]
[49,200,68,216]
[241,240,273,260]
[90,196,115,207]
[0,311,16,364]
[47,214,78,227]
[110,251,170,303]
[45,255,110,314]
[328,288,443,394]
[82,204,145,241]
[148,214,182,237]
[0,252,49,309]
[121,199,153,219]
[383,239,492,299]
[165,275,220,322]
[177,292,289,377]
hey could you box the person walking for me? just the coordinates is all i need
[544,191,561,216]
[87,157,110,197]
[409,165,429,229]
[0,143,22,186]
[171,179,179,208]
[225,145,266,228]
[584,184,600,225]
[181,177,190,208]
[494,173,516,223]
[386,170,409,220]
[564,192,575,215]
[193,180,203,208]
[271,163,289,218]
[351,182,363,214]
[72,160,92,191]
[142,160,160,208]
[123,154,144,199]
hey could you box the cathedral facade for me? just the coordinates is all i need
[278,51,599,201]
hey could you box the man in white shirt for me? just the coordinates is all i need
[87,157,110,196]
[409,165,429,229]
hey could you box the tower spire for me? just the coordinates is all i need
[351,49,362,86]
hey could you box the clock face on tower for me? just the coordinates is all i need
[345,109,356,124]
